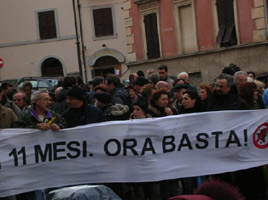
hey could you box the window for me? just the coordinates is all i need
[144,13,160,59]
[216,0,237,47]
[38,10,57,40]
[92,7,114,37]
[176,2,198,54]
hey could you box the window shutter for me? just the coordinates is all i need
[216,0,237,46]
[144,13,160,59]
[38,11,57,40]
[93,8,114,37]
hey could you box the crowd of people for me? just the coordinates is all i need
[1,63,268,200]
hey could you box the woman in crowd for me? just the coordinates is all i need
[238,82,260,109]
[199,83,214,105]
[179,90,207,114]
[140,84,156,101]
[130,96,151,119]
[147,88,173,117]
[126,85,137,102]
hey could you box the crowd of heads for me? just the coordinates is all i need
[1,64,268,199]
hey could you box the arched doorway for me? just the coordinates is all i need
[41,57,64,77]
[88,48,125,78]
[93,56,120,77]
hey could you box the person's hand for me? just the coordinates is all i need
[165,107,173,115]
[37,123,50,131]
[50,124,60,131]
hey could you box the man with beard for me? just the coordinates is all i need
[207,73,249,111]
[158,65,174,89]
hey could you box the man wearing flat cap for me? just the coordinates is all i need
[62,86,104,128]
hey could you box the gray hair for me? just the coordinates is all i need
[234,71,247,81]
[13,92,27,103]
[32,89,49,102]
[217,73,234,87]
[177,72,189,80]
[149,73,160,85]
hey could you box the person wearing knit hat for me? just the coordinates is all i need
[130,96,150,119]
[62,86,104,128]
[135,76,149,94]
[66,86,86,102]
[94,92,112,105]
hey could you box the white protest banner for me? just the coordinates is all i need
[1,110,268,197]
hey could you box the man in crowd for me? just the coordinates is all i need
[1,83,12,97]
[129,73,138,88]
[177,72,197,92]
[207,73,249,111]
[62,86,104,128]
[172,84,188,114]
[156,81,170,91]
[0,83,21,118]
[234,71,247,89]
[13,92,27,112]
[134,76,149,94]
[22,81,33,105]
[158,65,174,88]
[105,74,130,106]
[148,73,160,85]
[16,90,66,130]
[52,76,77,114]
[207,73,268,200]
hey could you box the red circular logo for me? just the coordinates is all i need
[253,122,268,149]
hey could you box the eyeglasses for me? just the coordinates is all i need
[40,98,51,102]
[215,84,227,89]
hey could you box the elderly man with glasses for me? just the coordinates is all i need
[15,89,66,131]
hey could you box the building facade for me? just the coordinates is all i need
[0,0,129,82]
[125,0,268,85]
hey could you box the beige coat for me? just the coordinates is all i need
[0,104,18,128]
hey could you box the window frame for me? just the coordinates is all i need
[173,0,198,55]
[35,8,59,41]
[90,5,117,40]
[212,0,240,47]
[140,6,162,60]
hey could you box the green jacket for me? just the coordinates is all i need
[15,106,67,129]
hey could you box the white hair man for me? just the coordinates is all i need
[177,72,197,92]
[234,71,247,89]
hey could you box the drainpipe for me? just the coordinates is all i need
[72,0,83,81]
[77,0,88,83]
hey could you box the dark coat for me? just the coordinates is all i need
[52,88,69,114]
[62,104,104,128]
[178,101,207,114]
[147,105,167,118]
[207,93,249,111]
[111,84,131,106]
